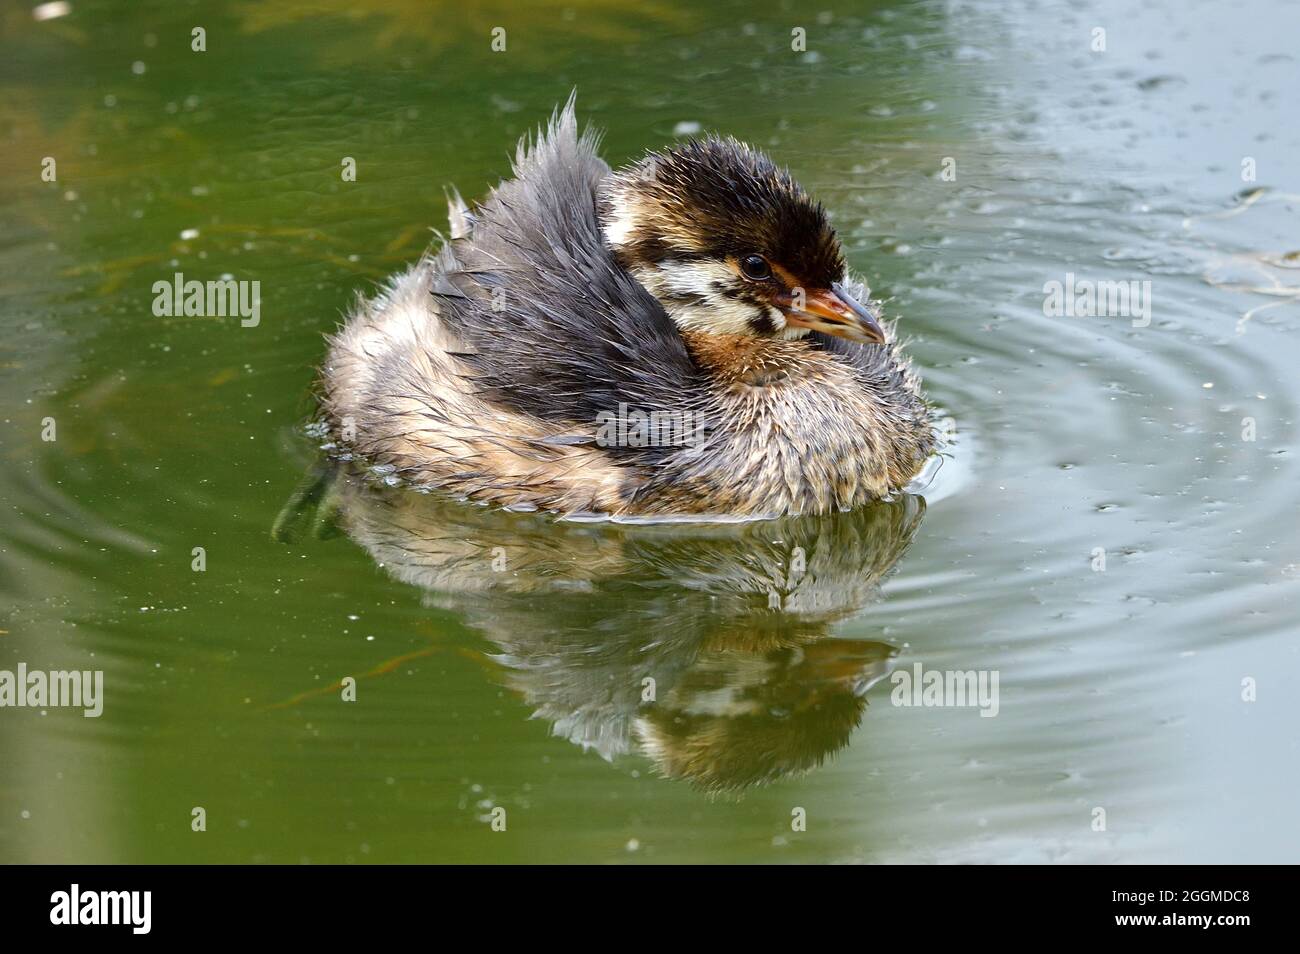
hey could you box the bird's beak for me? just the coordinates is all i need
[776,281,886,344]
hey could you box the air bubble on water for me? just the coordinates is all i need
[32,2,71,21]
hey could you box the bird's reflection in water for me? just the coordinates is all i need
[295,466,925,792]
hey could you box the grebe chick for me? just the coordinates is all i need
[320,99,933,517]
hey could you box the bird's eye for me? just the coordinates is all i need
[739,254,772,280]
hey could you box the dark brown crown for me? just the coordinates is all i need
[604,136,846,287]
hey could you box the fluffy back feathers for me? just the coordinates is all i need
[431,98,709,455]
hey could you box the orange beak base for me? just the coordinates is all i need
[777,282,886,344]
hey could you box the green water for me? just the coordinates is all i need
[2,0,1298,863]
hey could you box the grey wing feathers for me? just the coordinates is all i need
[427,97,708,443]
[446,186,476,240]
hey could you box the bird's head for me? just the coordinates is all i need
[598,136,885,344]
